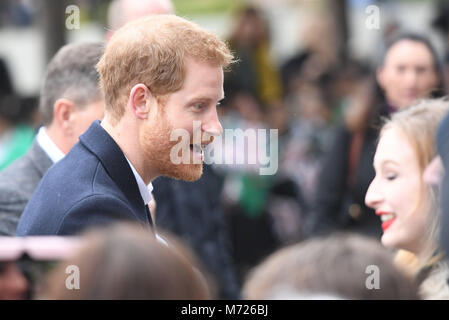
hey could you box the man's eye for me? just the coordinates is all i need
[192,103,204,111]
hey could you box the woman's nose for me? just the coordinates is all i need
[365,180,383,209]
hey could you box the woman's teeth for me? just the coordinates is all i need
[380,213,395,222]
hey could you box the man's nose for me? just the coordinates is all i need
[202,108,223,137]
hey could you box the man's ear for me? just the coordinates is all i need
[53,98,75,135]
[129,83,153,120]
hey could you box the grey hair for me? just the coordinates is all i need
[39,42,104,126]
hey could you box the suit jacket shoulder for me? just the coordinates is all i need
[0,140,52,235]
[16,121,150,236]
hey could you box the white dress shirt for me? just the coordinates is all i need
[125,158,160,237]
[125,157,153,205]
[36,127,65,163]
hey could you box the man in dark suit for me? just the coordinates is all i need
[0,43,104,236]
[107,2,240,299]
[17,15,233,236]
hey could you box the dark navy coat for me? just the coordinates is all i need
[16,121,152,236]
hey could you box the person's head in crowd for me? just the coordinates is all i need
[243,233,419,300]
[301,12,339,72]
[229,5,268,49]
[365,99,449,271]
[0,261,29,300]
[106,0,174,40]
[40,43,105,154]
[43,223,212,299]
[376,32,444,110]
[97,15,233,183]
[0,58,34,131]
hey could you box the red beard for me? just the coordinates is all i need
[139,113,203,182]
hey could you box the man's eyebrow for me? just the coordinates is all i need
[187,96,212,102]
[186,96,225,103]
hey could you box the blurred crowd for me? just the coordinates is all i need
[2,0,449,300]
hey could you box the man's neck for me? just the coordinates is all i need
[101,117,158,185]
[45,124,69,154]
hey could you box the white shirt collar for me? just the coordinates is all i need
[36,127,65,164]
[125,157,153,205]
[36,127,154,206]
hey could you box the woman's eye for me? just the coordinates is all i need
[386,174,397,181]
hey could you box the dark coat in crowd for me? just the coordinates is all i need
[16,121,152,235]
[153,165,241,299]
[0,140,52,235]
[305,104,389,239]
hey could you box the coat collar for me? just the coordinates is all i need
[79,120,145,211]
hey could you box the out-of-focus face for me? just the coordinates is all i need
[140,58,224,181]
[0,262,29,300]
[365,127,432,253]
[70,99,105,147]
[377,40,439,109]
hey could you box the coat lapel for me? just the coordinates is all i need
[79,121,146,212]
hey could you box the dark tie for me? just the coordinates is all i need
[145,204,153,228]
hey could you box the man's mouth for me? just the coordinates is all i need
[189,143,206,162]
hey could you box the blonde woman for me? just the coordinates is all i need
[365,98,449,299]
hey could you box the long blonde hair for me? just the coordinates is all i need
[380,98,449,278]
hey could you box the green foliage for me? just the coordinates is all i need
[173,0,244,16]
